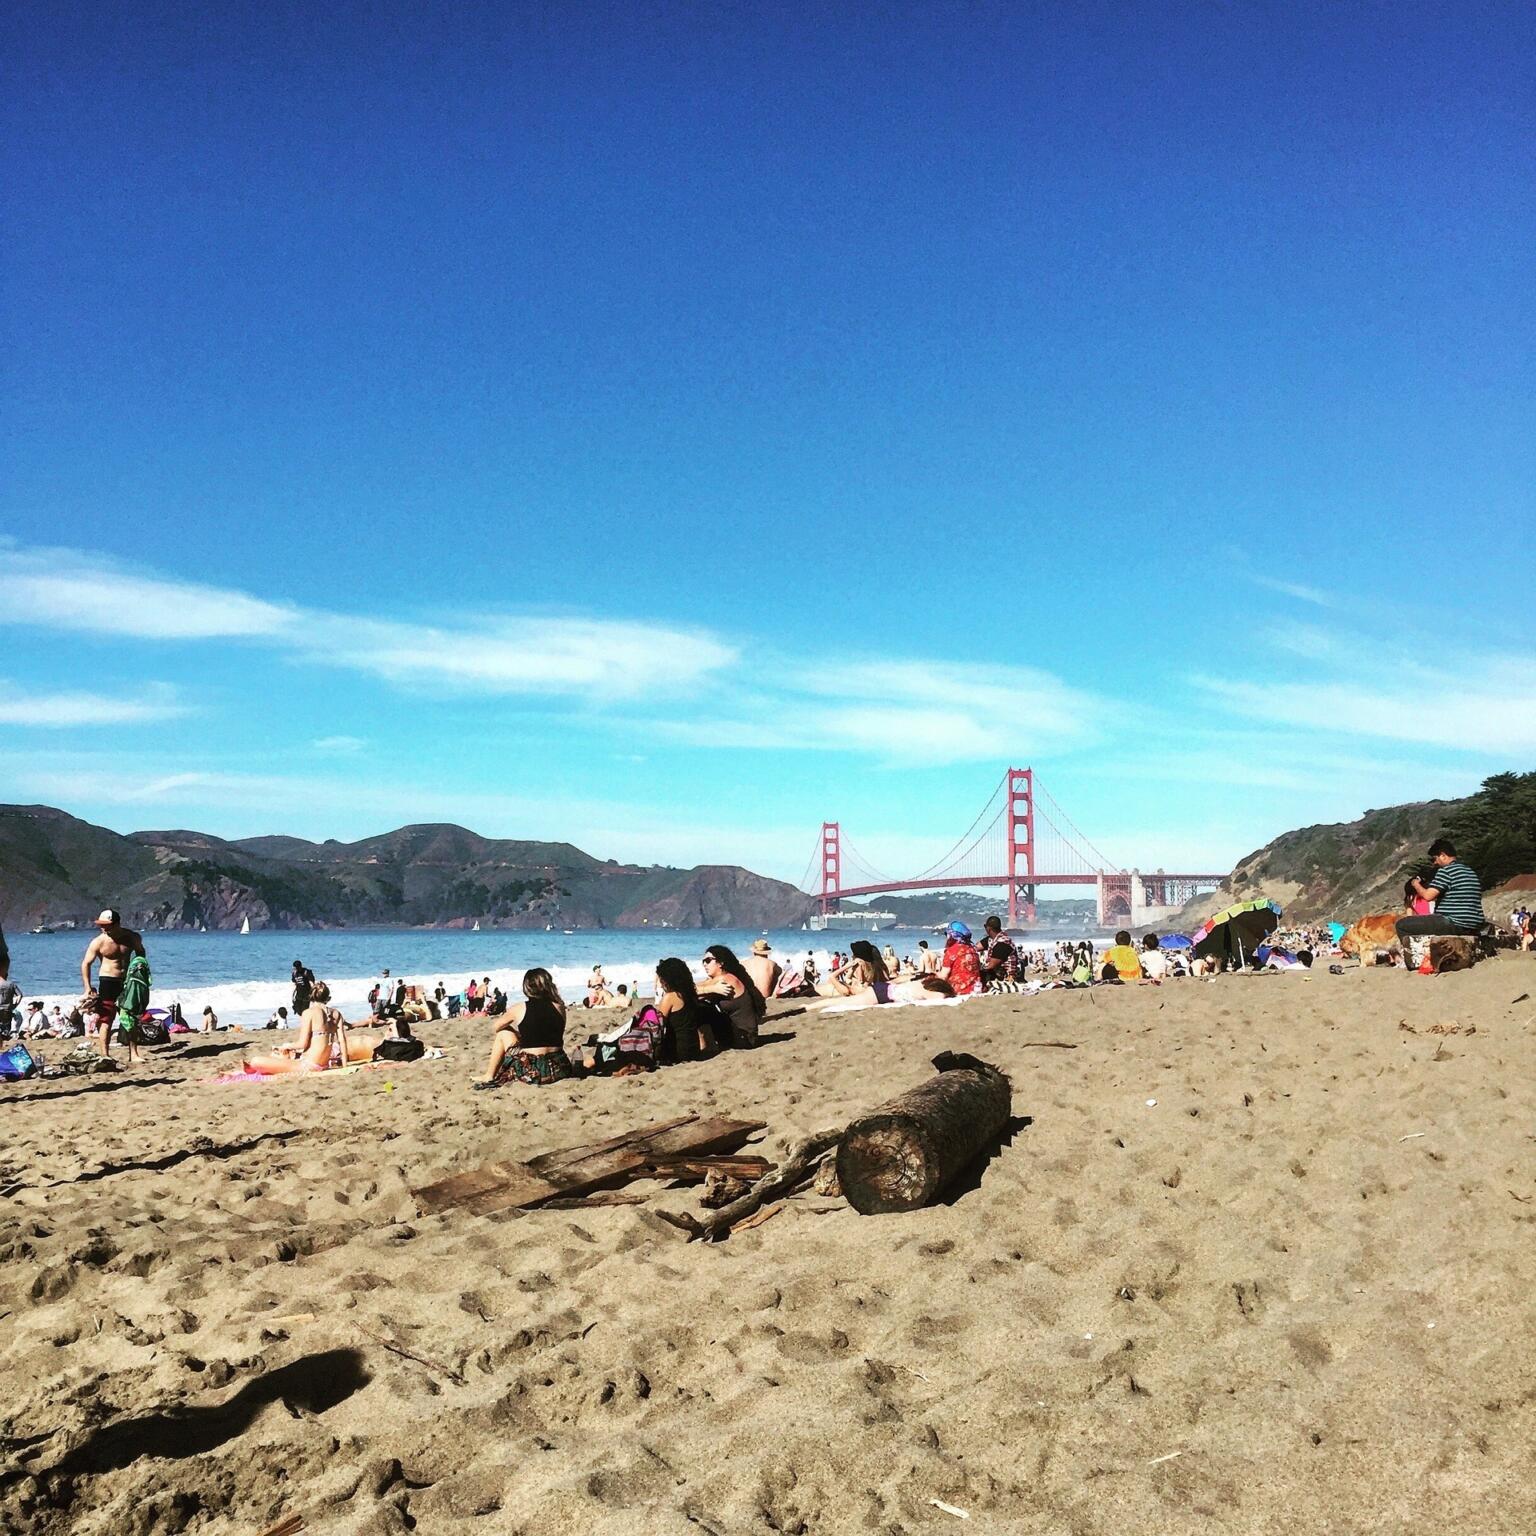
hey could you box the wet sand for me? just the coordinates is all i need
[3,955,1535,1534]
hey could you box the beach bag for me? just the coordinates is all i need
[592,1004,666,1073]
[0,1043,37,1080]
[375,1036,425,1062]
[137,1015,170,1046]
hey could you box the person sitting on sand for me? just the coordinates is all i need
[1397,839,1487,961]
[1102,930,1143,982]
[1404,875,1435,918]
[831,941,957,1005]
[696,944,765,1048]
[474,968,573,1088]
[978,916,1020,991]
[241,982,370,1075]
[201,1006,219,1032]
[1139,933,1169,980]
[744,939,781,1000]
[939,922,982,996]
[653,957,716,1061]
[815,948,875,998]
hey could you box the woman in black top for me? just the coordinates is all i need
[655,957,716,1062]
[475,967,573,1088]
[695,944,765,1048]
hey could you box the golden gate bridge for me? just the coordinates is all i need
[798,767,1225,928]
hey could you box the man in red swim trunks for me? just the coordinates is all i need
[81,908,146,1058]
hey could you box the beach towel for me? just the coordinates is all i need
[820,993,967,1014]
[116,953,151,1040]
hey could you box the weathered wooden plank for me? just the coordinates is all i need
[413,1115,767,1217]
[415,1160,561,1215]
[642,1155,775,1182]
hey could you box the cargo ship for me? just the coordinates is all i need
[807,909,898,933]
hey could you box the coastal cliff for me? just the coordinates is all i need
[1174,798,1457,925]
[0,805,815,931]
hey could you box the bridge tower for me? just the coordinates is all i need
[819,821,841,916]
[1006,767,1036,928]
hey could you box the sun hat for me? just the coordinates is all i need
[946,921,972,940]
[95,908,119,927]
[751,939,771,955]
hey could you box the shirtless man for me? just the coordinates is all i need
[744,939,781,999]
[81,908,146,1057]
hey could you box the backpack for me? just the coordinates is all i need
[591,1004,667,1074]
[137,1015,170,1046]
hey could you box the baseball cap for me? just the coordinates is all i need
[95,908,119,927]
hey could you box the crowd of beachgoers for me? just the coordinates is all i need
[3,840,1531,1089]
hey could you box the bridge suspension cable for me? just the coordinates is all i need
[1035,782,1121,873]
[906,768,1010,883]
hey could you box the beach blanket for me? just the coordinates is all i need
[820,994,967,1015]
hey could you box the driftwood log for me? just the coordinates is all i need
[658,1128,843,1241]
[836,1051,1011,1215]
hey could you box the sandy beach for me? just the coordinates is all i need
[4,955,1535,1535]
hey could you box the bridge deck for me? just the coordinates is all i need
[830,874,1225,898]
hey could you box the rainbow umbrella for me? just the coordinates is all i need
[1192,899,1281,965]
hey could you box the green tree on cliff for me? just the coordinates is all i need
[1443,772,1536,889]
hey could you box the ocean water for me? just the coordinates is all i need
[4,925,1087,1028]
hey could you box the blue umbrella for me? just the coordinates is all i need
[1159,934,1193,950]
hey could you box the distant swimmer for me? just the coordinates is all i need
[81,908,146,1059]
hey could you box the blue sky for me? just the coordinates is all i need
[2,2,1532,888]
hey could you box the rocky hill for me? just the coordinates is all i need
[1174,797,1464,926]
[0,805,815,932]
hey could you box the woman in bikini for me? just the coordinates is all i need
[474,967,573,1088]
[829,940,951,1006]
[241,982,373,1075]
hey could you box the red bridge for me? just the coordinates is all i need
[802,767,1225,928]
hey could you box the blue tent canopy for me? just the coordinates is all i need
[1159,933,1194,950]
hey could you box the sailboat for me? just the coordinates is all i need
[472,919,481,931]
[240,916,251,935]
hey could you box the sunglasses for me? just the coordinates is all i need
[701,956,718,965]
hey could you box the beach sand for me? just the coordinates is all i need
[4,956,1535,1534]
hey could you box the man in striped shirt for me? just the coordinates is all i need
[1396,839,1486,953]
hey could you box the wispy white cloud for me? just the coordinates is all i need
[1193,655,1536,756]
[311,735,369,754]
[0,543,735,701]
[0,542,1097,764]
[307,614,736,700]
[4,542,293,639]
[1248,574,1337,608]
[0,680,188,728]
[656,658,1102,765]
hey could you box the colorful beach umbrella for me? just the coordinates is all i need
[1192,899,1281,963]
